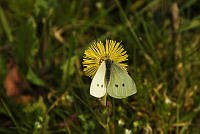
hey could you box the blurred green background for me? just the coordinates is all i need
[0,0,200,133]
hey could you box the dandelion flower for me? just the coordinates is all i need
[82,40,128,77]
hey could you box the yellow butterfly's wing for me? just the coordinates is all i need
[107,62,137,99]
[90,61,106,98]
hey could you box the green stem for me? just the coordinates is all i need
[105,124,110,134]
[101,95,111,134]
[105,106,110,134]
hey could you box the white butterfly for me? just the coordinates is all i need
[90,60,137,99]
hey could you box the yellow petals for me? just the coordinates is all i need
[82,40,128,77]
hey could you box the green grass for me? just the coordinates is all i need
[0,0,200,133]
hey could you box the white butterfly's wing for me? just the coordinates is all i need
[90,61,106,98]
[107,62,137,99]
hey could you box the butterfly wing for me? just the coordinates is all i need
[107,62,137,99]
[90,61,106,98]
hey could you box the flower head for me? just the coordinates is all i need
[82,40,128,77]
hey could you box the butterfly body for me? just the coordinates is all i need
[105,59,112,85]
[90,60,137,99]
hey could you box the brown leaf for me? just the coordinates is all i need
[4,59,22,97]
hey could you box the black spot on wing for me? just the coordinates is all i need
[97,84,104,88]
[114,83,125,88]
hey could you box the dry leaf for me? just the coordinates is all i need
[4,59,22,97]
